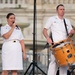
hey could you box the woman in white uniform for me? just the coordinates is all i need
[1,13,26,75]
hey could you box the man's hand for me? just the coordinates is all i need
[69,29,75,37]
[47,37,52,44]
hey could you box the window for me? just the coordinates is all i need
[10,0,13,4]
[0,0,3,3]
[15,0,17,4]
[5,0,8,3]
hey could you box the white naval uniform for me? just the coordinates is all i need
[44,16,73,75]
[1,24,24,70]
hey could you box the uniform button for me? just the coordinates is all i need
[13,40,16,42]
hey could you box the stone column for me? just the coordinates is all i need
[37,0,42,5]
[7,0,10,4]
[28,0,34,5]
[22,0,25,4]
[17,0,21,4]
[3,0,5,4]
[12,0,15,4]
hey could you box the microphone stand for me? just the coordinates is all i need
[24,0,47,75]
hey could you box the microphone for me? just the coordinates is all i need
[13,22,18,28]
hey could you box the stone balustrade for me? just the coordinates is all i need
[0,0,75,8]
[41,0,75,4]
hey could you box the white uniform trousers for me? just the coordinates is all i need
[47,51,68,75]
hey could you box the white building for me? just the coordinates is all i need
[0,0,75,69]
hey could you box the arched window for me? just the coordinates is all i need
[10,0,13,4]
[5,0,8,3]
[0,0,3,3]
[15,0,18,4]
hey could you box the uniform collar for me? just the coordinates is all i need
[55,15,64,21]
[6,24,20,30]
[6,24,11,27]
[5,24,12,29]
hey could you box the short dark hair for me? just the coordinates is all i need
[56,4,64,10]
[6,13,15,19]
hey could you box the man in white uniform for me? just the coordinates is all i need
[43,4,75,75]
